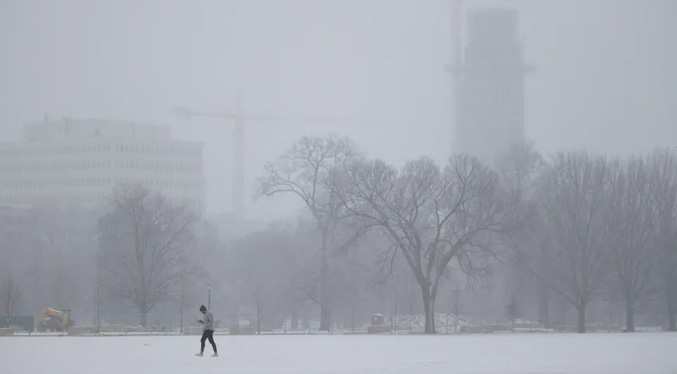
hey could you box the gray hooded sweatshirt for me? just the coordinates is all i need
[202,310,214,331]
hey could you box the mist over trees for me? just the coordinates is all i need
[256,135,366,331]
[2,134,677,334]
[1,276,23,317]
[648,150,677,331]
[514,148,677,333]
[253,135,677,334]
[534,153,613,333]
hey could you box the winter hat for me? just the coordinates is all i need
[199,305,207,312]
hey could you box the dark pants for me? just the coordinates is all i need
[200,330,217,353]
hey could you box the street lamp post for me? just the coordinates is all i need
[208,284,211,310]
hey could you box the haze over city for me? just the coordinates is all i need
[2,0,675,219]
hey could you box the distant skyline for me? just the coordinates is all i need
[2,0,676,221]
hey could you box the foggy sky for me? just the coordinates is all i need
[1,0,676,221]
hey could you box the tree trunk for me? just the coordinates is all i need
[303,313,310,330]
[668,292,677,331]
[577,305,586,333]
[256,282,261,335]
[667,288,677,331]
[179,307,183,335]
[624,301,635,332]
[290,301,298,330]
[319,236,330,331]
[538,282,550,328]
[140,312,147,327]
[421,282,436,334]
[319,305,330,331]
[96,276,101,334]
[230,302,239,327]
[660,244,677,332]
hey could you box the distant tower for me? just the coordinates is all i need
[450,8,535,164]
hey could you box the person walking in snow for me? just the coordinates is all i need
[196,305,218,357]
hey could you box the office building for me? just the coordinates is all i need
[0,118,205,213]
[452,8,534,163]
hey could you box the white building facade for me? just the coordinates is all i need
[0,118,205,213]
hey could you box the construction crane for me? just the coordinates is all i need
[175,91,389,221]
[175,91,246,221]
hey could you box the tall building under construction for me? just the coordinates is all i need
[452,8,534,163]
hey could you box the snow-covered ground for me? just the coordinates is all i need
[2,333,676,373]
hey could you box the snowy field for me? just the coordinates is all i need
[2,333,676,374]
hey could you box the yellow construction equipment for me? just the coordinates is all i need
[37,308,73,332]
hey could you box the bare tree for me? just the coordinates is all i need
[1,275,23,317]
[98,184,198,326]
[36,201,98,311]
[337,155,519,333]
[257,134,362,331]
[647,149,677,331]
[605,157,655,332]
[495,142,552,327]
[536,152,612,333]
